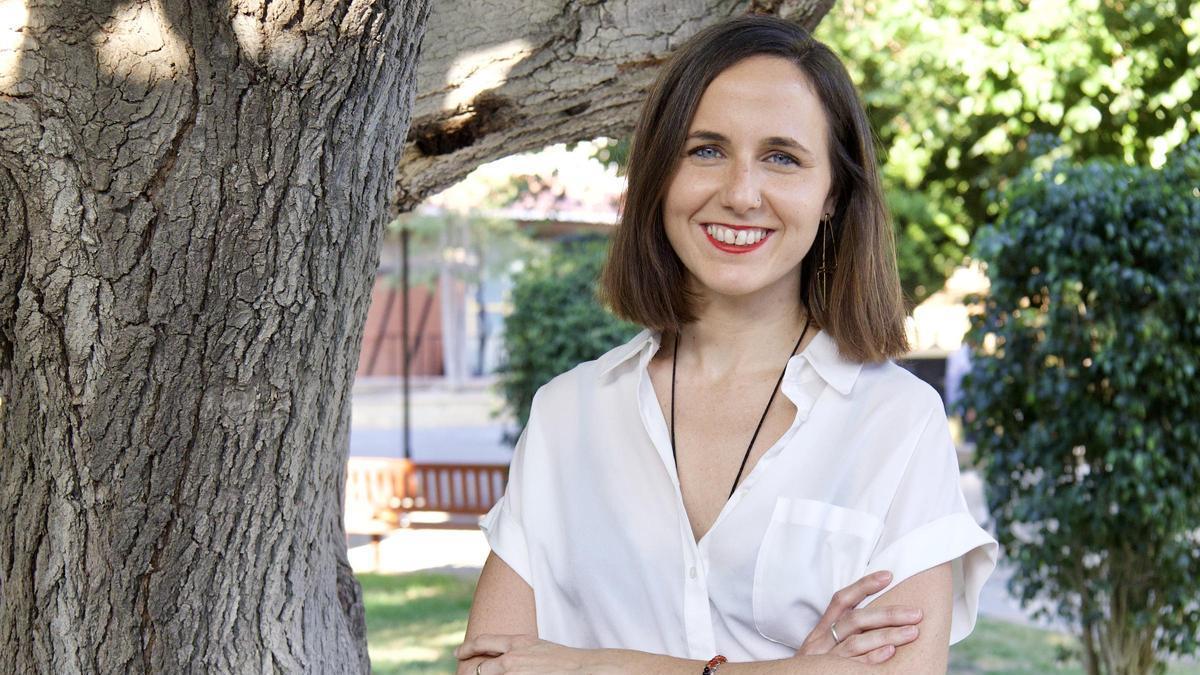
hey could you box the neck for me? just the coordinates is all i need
[673,287,810,382]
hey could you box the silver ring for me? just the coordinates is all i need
[830,622,842,644]
[475,662,483,675]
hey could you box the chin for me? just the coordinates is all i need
[692,276,771,300]
[689,266,802,303]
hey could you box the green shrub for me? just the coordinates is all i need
[959,139,1200,675]
[498,236,640,431]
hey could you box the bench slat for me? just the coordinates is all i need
[344,458,509,534]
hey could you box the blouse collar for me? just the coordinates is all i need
[597,327,865,396]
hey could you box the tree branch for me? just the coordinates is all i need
[392,0,833,212]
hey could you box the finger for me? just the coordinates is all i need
[852,644,896,665]
[457,658,490,675]
[838,625,920,658]
[454,635,514,660]
[477,656,503,675]
[821,570,893,626]
[835,605,923,636]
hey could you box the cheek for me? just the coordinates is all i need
[664,169,708,217]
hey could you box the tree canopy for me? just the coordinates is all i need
[818,0,1198,302]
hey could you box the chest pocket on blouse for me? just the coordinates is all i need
[752,497,884,648]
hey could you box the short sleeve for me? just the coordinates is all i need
[479,413,535,586]
[859,403,998,644]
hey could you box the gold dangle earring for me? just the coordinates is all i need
[815,213,835,312]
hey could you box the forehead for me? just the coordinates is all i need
[689,55,829,150]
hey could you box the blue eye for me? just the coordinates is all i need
[767,152,800,166]
[689,146,722,159]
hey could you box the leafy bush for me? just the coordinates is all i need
[498,236,640,431]
[959,139,1200,675]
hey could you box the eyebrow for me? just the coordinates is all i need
[685,130,814,158]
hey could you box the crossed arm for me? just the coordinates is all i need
[457,552,953,674]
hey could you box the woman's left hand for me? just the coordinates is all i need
[454,634,626,674]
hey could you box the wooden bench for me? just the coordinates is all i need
[344,458,509,566]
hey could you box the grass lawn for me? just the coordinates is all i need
[363,572,1200,674]
[361,572,475,674]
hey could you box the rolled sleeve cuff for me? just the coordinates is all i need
[860,512,999,644]
[479,495,533,586]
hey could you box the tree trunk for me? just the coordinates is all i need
[393,0,834,211]
[0,1,429,672]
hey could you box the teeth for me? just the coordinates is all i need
[704,225,768,246]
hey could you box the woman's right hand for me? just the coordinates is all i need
[794,570,924,664]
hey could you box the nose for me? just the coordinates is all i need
[719,160,762,214]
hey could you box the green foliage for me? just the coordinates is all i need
[498,236,640,430]
[887,183,972,303]
[820,0,1199,303]
[959,139,1200,673]
[580,137,631,176]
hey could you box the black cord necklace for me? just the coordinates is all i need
[669,313,813,501]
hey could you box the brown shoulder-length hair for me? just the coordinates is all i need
[599,15,909,363]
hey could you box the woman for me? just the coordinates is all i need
[455,16,997,674]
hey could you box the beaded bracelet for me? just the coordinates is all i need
[702,655,727,674]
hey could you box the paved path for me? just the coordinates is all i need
[349,377,514,463]
[348,377,1061,630]
[351,426,513,463]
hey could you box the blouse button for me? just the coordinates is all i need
[688,566,697,579]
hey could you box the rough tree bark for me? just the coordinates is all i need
[0,1,832,673]
[396,0,834,211]
[0,1,429,672]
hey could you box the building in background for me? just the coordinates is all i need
[357,141,624,382]
[898,263,990,403]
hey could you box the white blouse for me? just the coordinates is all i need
[481,328,997,662]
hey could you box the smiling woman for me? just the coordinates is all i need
[457,15,997,675]
[663,55,833,307]
[602,18,908,364]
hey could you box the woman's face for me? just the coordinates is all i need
[662,55,834,308]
